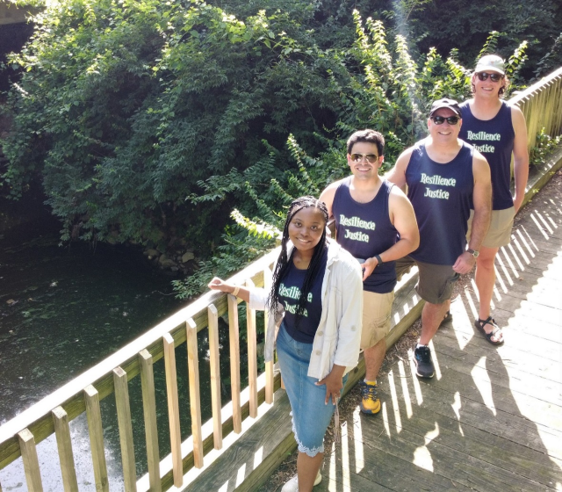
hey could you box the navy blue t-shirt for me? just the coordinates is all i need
[280,247,328,343]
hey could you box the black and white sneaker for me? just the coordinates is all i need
[414,345,435,378]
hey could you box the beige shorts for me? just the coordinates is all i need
[396,256,459,305]
[361,290,394,350]
[467,207,515,249]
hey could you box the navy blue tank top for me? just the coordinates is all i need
[406,142,474,265]
[332,178,398,293]
[459,101,514,210]
[279,247,327,343]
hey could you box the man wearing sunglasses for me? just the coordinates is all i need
[387,99,492,378]
[459,54,529,346]
[319,129,419,414]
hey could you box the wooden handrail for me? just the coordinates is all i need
[0,247,279,472]
[510,66,562,152]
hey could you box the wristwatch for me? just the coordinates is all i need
[467,248,480,258]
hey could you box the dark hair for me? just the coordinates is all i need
[346,129,385,156]
[268,196,329,323]
[471,74,509,97]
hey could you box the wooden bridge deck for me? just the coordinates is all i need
[313,172,562,491]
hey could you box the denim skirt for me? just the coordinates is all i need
[276,323,347,457]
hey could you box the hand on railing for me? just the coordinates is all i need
[208,277,250,302]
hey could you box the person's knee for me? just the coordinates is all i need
[476,255,496,271]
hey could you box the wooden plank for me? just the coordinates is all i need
[113,367,137,491]
[263,265,274,404]
[227,293,242,433]
[186,318,204,468]
[18,429,43,492]
[138,350,161,492]
[381,361,562,460]
[157,374,283,491]
[52,407,78,492]
[84,385,109,492]
[319,427,467,492]
[359,414,546,491]
[434,326,562,384]
[207,304,223,450]
[182,389,293,492]
[246,279,258,419]
[375,385,562,488]
[163,332,183,488]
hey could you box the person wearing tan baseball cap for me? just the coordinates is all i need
[458,54,529,346]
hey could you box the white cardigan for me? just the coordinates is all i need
[249,240,363,380]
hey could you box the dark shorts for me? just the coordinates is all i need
[396,256,459,304]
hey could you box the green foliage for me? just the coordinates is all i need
[172,223,275,299]
[0,0,540,300]
[2,0,355,250]
[409,0,561,80]
[530,128,562,168]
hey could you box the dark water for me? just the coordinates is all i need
[0,202,196,489]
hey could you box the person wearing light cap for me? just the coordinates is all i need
[459,54,529,346]
[387,98,492,378]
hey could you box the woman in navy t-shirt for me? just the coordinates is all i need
[209,196,363,491]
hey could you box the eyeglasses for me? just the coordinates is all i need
[350,153,379,163]
[431,116,460,125]
[476,72,504,82]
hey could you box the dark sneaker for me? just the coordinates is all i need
[414,345,435,378]
[359,380,381,415]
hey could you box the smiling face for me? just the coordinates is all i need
[472,70,506,99]
[428,108,462,142]
[287,206,326,254]
[347,141,384,181]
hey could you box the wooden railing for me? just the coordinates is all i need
[0,247,281,491]
[1,66,562,492]
[511,66,562,152]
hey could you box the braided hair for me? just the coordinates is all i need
[268,196,329,324]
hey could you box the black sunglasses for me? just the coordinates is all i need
[431,116,460,125]
[350,153,379,163]
[476,72,504,82]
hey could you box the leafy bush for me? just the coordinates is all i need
[530,128,562,168]
[0,0,531,299]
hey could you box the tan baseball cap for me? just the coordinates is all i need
[475,54,505,75]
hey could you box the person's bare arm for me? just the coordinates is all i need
[511,105,529,213]
[319,181,340,220]
[208,277,250,302]
[361,187,419,279]
[452,152,492,274]
[385,147,413,188]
